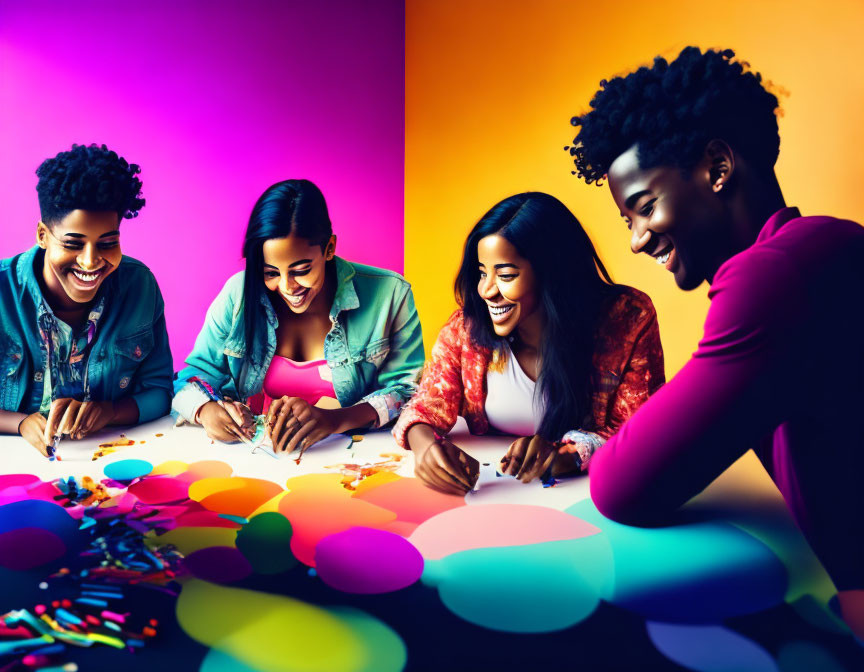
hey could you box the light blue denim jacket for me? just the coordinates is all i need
[172,257,424,427]
[0,246,173,422]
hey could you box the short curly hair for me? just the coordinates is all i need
[36,144,145,224]
[568,47,782,184]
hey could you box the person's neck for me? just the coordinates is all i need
[709,171,786,282]
[514,309,545,352]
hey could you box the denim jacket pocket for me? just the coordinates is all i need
[115,329,155,362]
[1,334,24,378]
[363,337,390,367]
[112,330,155,391]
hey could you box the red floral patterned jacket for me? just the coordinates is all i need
[393,286,665,452]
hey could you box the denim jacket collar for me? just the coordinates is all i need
[17,246,43,308]
[330,256,359,318]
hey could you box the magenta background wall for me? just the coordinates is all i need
[0,0,405,365]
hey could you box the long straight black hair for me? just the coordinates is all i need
[242,179,332,361]
[454,192,619,441]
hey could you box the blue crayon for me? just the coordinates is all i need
[81,591,122,600]
[55,608,83,625]
[28,643,66,656]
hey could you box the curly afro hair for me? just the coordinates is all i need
[36,143,145,224]
[568,47,782,185]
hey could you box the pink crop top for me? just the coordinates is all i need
[262,356,336,409]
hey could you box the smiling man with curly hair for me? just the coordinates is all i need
[569,47,864,635]
[0,144,173,457]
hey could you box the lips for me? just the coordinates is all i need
[653,244,673,266]
[487,303,515,324]
[282,287,310,308]
[664,248,678,272]
[68,267,104,290]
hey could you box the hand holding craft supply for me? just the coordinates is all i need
[48,435,61,462]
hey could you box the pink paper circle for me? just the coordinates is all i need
[315,527,423,594]
[128,476,190,504]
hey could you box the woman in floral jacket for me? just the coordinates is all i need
[393,192,665,494]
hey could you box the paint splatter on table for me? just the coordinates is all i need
[0,416,861,671]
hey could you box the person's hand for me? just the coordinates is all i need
[500,434,558,483]
[266,396,341,454]
[18,413,49,457]
[222,397,255,439]
[198,401,251,443]
[414,437,479,495]
[43,399,116,444]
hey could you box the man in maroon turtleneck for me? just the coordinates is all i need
[569,46,864,635]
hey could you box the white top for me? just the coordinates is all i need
[484,343,545,436]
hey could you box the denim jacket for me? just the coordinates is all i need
[0,246,173,422]
[172,256,424,427]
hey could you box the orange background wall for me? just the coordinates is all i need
[405,0,864,376]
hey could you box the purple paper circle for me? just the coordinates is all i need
[315,527,424,594]
[183,546,253,584]
[0,527,67,570]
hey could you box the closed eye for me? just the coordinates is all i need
[638,198,657,217]
[63,241,119,251]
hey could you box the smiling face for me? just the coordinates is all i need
[37,210,122,307]
[262,234,336,314]
[607,144,731,291]
[476,234,541,338]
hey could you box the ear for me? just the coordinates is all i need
[36,221,49,249]
[324,234,337,261]
[703,139,734,193]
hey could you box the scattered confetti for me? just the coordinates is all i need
[325,453,406,491]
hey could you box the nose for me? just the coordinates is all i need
[279,275,301,295]
[478,274,500,300]
[77,244,101,270]
[630,220,653,255]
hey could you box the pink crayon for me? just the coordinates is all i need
[21,654,53,667]
[101,610,128,623]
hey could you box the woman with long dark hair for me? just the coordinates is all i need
[173,179,424,453]
[393,192,664,493]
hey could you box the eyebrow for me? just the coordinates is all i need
[477,262,520,270]
[263,259,313,269]
[62,230,120,239]
[623,189,652,213]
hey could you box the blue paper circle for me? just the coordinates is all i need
[104,459,153,481]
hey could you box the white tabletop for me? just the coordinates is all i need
[0,416,591,509]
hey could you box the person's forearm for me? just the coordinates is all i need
[329,403,378,434]
[406,422,438,454]
[0,409,29,435]
[109,398,140,426]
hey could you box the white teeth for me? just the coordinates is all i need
[285,292,307,305]
[489,304,514,316]
[656,251,670,265]
[72,270,99,282]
